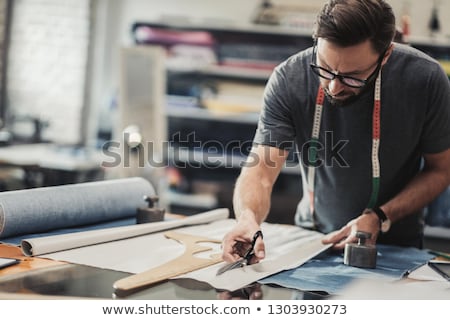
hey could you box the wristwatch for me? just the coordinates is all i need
[365,207,391,233]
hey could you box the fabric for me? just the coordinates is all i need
[0,177,155,239]
[39,218,330,292]
[253,43,450,244]
[0,217,136,246]
[22,208,228,256]
[259,244,435,295]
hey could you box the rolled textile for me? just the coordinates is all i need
[22,208,229,256]
[0,177,155,239]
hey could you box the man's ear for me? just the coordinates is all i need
[382,43,394,65]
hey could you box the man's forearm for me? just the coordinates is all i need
[232,145,289,224]
[233,170,273,224]
[382,166,450,222]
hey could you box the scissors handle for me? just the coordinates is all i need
[216,230,263,276]
[243,230,263,260]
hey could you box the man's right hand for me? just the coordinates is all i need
[221,213,265,263]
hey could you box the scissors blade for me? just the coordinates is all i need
[216,258,246,276]
[217,231,263,276]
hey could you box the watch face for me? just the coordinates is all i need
[381,219,391,233]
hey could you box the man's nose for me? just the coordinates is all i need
[328,78,345,96]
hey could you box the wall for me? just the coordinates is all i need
[90,0,450,144]
[7,0,91,144]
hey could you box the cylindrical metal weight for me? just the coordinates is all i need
[343,231,377,268]
[344,243,377,268]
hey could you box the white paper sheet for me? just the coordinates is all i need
[408,263,449,282]
[22,208,229,256]
[41,218,330,291]
[183,227,330,291]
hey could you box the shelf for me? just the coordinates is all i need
[133,20,314,75]
[166,188,218,210]
[167,64,273,81]
[166,104,260,124]
[169,148,246,169]
[133,19,314,38]
[196,64,273,81]
[168,148,300,175]
[409,35,450,48]
[135,20,308,182]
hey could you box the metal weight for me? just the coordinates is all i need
[343,231,377,268]
[136,195,165,224]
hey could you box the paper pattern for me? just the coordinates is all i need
[40,218,329,291]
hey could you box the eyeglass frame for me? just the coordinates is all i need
[310,44,387,89]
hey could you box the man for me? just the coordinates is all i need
[222,0,450,264]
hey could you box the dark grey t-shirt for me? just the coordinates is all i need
[254,43,450,246]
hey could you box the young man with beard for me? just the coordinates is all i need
[222,0,450,264]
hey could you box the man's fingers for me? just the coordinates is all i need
[322,227,348,244]
[221,234,240,262]
[333,234,357,250]
[253,237,265,260]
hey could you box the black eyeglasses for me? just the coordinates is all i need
[310,45,386,89]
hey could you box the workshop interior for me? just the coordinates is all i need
[0,0,449,300]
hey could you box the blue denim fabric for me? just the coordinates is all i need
[0,177,155,239]
[259,244,434,294]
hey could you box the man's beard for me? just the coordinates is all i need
[324,90,359,107]
[324,79,377,107]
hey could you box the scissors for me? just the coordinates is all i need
[216,230,263,276]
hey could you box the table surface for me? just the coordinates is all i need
[0,211,325,300]
[0,243,324,300]
[2,213,448,300]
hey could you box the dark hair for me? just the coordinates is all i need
[313,0,396,54]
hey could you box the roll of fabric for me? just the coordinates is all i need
[22,208,229,256]
[0,177,155,239]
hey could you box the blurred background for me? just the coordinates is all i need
[0,0,449,249]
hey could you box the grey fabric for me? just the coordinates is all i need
[0,177,155,239]
[254,43,450,244]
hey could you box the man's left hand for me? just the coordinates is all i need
[321,211,380,249]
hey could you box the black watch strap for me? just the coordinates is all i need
[372,207,387,222]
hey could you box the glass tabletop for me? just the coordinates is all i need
[0,263,329,300]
